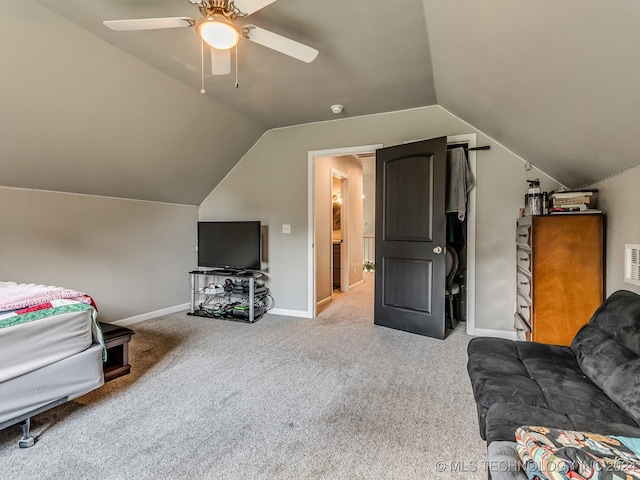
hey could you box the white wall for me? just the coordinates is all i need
[592,167,640,296]
[0,187,197,322]
[200,106,562,334]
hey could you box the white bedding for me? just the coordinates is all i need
[0,281,105,441]
[0,306,96,383]
[0,281,93,311]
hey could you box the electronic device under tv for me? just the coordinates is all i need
[197,221,261,272]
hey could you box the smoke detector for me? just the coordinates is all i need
[330,104,344,114]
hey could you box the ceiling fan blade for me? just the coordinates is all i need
[233,0,278,16]
[211,48,231,76]
[103,17,194,32]
[244,25,318,63]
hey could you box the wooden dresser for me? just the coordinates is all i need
[514,214,604,346]
[333,242,341,289]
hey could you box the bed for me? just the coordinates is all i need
[0,281,105,448]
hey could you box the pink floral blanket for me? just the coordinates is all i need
[0,281,95,312]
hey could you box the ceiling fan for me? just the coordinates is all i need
[103,0,319,77]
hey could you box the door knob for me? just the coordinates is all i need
[433,246,443,254]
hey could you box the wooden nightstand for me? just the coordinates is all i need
[99,322,135,382]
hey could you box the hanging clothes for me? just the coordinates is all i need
[446,147,474,221]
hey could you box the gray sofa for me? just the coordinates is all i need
[467,290,640,478]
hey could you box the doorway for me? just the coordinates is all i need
[307,136,477,336]
[309,145,382,317]
[313,157,362,312]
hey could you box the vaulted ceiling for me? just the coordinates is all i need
[2,1,640,204]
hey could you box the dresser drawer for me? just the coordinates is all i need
[514,313,532,342]
[516,223,531,247]
[517,268,532,297]
[515,291,532,326]
[516,247,531,273]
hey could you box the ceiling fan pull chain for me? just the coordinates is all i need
[200,38,206,94]
[235,45,239,88]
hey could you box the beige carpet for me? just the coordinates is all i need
[0,273,487,479]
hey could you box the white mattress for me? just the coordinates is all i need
[0,307,94,383]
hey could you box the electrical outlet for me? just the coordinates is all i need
[282,224,291,234]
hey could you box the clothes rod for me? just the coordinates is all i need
[447,145,491,152]
[467,145,490,151]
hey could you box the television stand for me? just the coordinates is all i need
[187,270,268,323]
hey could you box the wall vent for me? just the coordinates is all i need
[625,244,640,287]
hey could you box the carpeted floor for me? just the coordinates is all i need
[0,273,487,479]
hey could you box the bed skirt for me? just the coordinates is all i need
[0,342,104,427]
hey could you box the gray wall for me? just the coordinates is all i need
[593,167,640,296]
[472,131,559,335]
[1,1,264,205]
[200,105,562,334]
[0,188,197,322]
[422,0,640,190]
[5,106,634,333]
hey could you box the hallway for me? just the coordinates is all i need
[317,271,374,320]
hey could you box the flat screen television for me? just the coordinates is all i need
[197,221,261,271]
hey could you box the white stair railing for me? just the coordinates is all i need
[363,235,375,271]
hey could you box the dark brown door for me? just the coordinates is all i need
[374,137,448,339]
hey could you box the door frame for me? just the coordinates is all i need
[306,135,477,335]
[308,144,383,317]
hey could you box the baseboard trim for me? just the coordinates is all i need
[268,308,312,319]
[111,303,190,326]
[472,328,517,340]
[316,296,332,308]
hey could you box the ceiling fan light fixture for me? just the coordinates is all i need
[196,15,239,50]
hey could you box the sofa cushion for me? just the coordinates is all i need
[471,376,549,437]
[468,338,549,437]
[571,290,640,425]
[602,358,640,425]
[540,376,627,416]
[484,404,640,445]
[568,414,640,438]
[484,404,573,444]
[570,324,611,365]
[579,290,640,355]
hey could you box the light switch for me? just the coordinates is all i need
[282,224,291,234]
